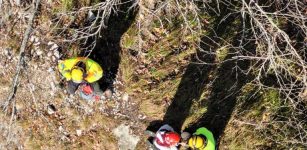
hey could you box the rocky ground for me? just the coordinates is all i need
[0,32,146,149]
[1,0,306,149]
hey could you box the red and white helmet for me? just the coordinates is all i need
[164,132,180,146]
[80,84,94,95]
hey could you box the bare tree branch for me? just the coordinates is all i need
[2,0,41,112]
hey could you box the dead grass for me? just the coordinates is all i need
[218,84,281,149]
[19,96,119,149]
[1,0,305,149]
[120,16,199,120]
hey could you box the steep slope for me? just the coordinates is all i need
[0,0,306,149]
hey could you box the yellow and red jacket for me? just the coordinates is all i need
[58,57,103,83]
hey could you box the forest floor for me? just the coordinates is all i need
[0,0,306,150]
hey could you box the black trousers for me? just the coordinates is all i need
[67,80,80,94]
[67,81,101,95]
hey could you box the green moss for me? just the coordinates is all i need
[120,54,136,88]
[91,0,101,5]
[155,71,168,80]
[149,67,156,74]
[122,37,135,49]
[121,24,138,49]
[216,46,229,62]
[222,85,283,148]
[264,89,280,109]
[61,0,74,11]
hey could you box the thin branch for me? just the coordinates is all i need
[2,0,41,112]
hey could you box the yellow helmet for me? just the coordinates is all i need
[188,135,206,149]
[71,68,84,83]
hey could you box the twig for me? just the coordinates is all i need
[2,0,41,112]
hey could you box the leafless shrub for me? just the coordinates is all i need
[178,0,307,148]
[223,0,306,148]
[0,0,40,148]
[1,0,305,148]
[144,0,307,148]
[53,0,128,55]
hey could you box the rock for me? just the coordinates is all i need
[104,89,113,99]
[28,83,35,91]
[138,114,146,120]
[76,130,82,136]
[36,49,43,56]
[112,124,140,150]
[51,56,56,62]
[87,10,96,22]
[4,48,11,56]
[47,67,53,72]
[33,64,38,70]
[87,99,95,105]
[15,103,24,111]
[47,0,52,4]
[33,41,40,46]
[47,104,56,115]
[47,41,54,45]
[100,95,106,101]
[59,126,64,132]
[24,56,30,62]
[50,81,56,94]
[122,93,129,101]
[50,44,59,51]
[29,36,35,42]
[14,0,21,6]
[47,51,52,57]
[54,50,60,59]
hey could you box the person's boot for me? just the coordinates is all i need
[144,130,156,137]
[67,81,79,94]
[146,139,159,150]
[181,132,191,141]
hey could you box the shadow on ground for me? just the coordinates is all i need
[147,1,257,147]
[81,0,138,91]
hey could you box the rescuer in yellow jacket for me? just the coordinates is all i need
[187,127,215,150]
[58,57,103,94]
